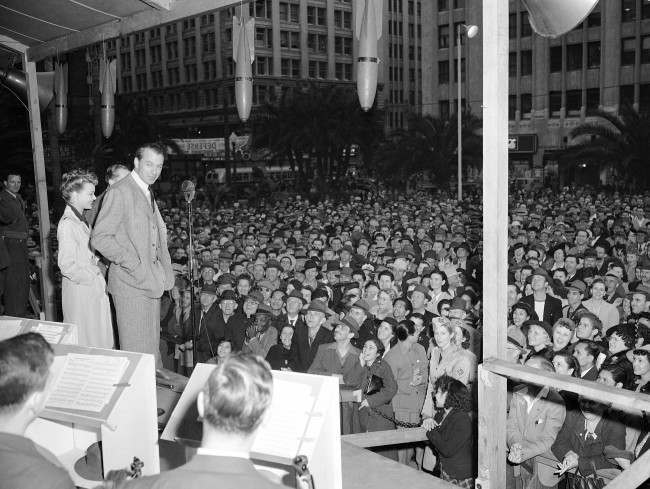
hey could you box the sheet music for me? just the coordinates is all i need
[0,319,23,340]
[31,323,64,344]
[46,354,129,412]
[252,378,315,458]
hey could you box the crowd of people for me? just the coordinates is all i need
[3,142,650,487]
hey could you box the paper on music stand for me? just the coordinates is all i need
[0,319,23,340]
[252,378,315,458]
[46,354,129,412]
[31,322,65,344]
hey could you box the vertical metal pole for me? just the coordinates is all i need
[477,1,509,488]
[457,25,462,201]
[23,53,55,320]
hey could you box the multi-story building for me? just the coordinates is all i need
[422,0,650,186]
[86,0,360,141]
[381,0,424,131]
[77,0,424,141]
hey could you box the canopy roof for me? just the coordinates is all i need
[0,0,240,60]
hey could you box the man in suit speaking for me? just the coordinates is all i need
[125,353,290,489]
[91,143,174,366]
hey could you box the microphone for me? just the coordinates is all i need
[181,180,195,203]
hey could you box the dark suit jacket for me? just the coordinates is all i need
[125,454,290,489]
[0,432,74,489]
[291,324,334,372]
[521,293,563,325]
[194,304,226,363]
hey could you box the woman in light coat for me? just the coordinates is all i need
[57,170,113,348]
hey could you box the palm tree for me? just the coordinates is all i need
[563,104,650,188]
[252,83,383,185]
[373,111,482,190]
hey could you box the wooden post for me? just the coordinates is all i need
[477,1,509,488]
[22,54,56,320]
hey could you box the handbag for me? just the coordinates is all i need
[365,374,384,396]
[564,461,606,489]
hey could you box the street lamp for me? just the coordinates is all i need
[456,23,478,201]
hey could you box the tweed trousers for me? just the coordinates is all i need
[113,293,161,368]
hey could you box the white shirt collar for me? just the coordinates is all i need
[131,170,150,196]
[196,447,250,459]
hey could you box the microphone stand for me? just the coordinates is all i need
[185,196,197,368]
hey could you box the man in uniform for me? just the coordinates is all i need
[0,172,29,316]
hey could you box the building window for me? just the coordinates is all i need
[182,18,196,32]
[520,12,532,37]
[307,33,328,53]
[620,84,634,106]
[437,0,448,11]
[335,62,352,80]
[183,37,196,58]
[251,0,272,19]
[509,52,517,78]
[550,46,562,72]
[335,36,352,55]
[253,56,271,75]
[438,60,449,83]
[202,32,216,53]
[586,88,599,113]
[587,41,600,68]
[642,36,650,63]
[622,0,636,22]
[566,44,582,71]
[622,37,636,66]
[307,6,326,25]
[508,95,516,120]
[334,10,351,28]
[644,0,650,19]
[440,100,450,119]
[438,25,449,48]
[453,58,466,82]
[520,50,532,76]
[279,2,299,22]
[641,84,650,113]
[566,89,581,115]
[521,93,532,117]
[184,64,197,82]
[509,14,517,39]
[549,91,562,115]
[453,0,464,9]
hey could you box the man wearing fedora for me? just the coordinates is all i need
[291,300,334,372]
[192,284,222,364]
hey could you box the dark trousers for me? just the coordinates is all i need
[1,238,29,316]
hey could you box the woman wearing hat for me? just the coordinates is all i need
[384,320,429,466]
[520,320,553,364]
[508,302,537,353]
[422,317,474,420]
[354,337,398,460]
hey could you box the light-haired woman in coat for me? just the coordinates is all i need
[57,170,113,348]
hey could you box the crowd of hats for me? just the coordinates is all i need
[156,191,485,295]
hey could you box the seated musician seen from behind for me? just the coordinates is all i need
[0,333,75,489]
[126,353,290,489]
